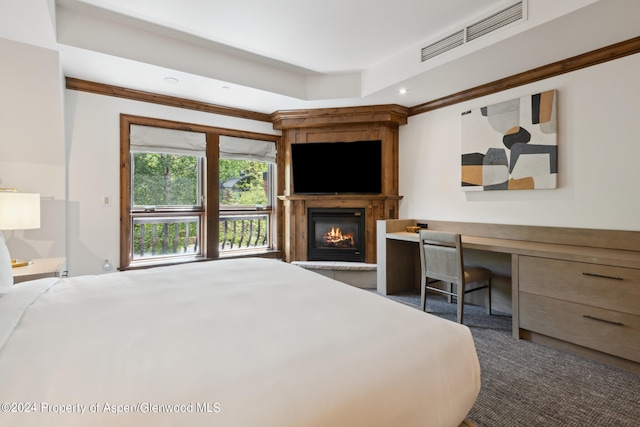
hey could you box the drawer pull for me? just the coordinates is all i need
[582,315,624,326]
[582,272,623,281]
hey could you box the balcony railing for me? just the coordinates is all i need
[132,213,269,260]
[219,213,269,251]
[133,216,200,260]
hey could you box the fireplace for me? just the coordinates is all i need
[307,208,366,262]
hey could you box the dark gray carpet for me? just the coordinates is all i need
[384,292,640,427]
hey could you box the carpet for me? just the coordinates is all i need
[384,292,640,427]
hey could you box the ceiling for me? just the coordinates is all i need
[1,0,639,114]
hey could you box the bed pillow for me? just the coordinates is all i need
[0,232,14,296]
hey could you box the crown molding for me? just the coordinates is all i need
[409,36,640,116]
[65,37,640,124]
[65,77,273,122]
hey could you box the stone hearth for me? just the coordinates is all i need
[292,261,376,289]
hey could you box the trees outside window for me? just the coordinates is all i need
[133,153,199,207]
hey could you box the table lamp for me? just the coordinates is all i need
[0,189,41,267]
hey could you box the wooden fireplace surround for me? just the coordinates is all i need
[273,105,408,263]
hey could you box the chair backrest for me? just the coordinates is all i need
[418,230,464,285]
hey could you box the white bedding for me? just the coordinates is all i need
[0,258,480,427]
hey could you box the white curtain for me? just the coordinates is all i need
[219,135,276,163]
[130,125,206,156]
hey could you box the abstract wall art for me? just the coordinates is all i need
[461,90,557,191]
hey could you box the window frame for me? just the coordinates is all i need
[120,114,281,270]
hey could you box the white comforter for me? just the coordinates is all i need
[0,258,480,426]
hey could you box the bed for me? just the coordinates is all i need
[0,257,480,426]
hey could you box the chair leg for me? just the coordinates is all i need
[485,277,492,315]
[420,276,427,312]
[457,282,465,324]
[447,282,453,303]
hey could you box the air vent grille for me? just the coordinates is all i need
[420,1,525,62]
[466,1,524,42]
[421,30,464,62]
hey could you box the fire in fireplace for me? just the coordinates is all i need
[322,227,355,248]
[308,208,365,262]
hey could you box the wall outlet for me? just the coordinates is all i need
[103,195,111,206]
[103,258,112,271]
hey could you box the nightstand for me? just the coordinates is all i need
[12,257,66,284]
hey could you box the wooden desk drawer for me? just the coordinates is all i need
[519,292,640,363]
[519,256,640,315]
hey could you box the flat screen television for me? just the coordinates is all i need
[290,140,382,194]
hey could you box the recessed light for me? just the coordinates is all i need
[164,77,179,84]
[398,88,409,95]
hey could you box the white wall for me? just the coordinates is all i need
[398,53,640,231]
[0,38,66,261]
[64,90,278,276]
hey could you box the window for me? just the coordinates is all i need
[131,152,204,260]
[128,124,206,265]
[120,115,280,269]
[218,136,276,253]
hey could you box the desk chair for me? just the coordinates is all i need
[418,229,492,324]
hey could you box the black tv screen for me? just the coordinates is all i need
[291,140,382,194]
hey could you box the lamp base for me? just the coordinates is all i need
[11,259,33,268]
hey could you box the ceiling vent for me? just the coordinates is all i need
[466,1,524,42]
[421,0,526,63]
[421,30,465,62]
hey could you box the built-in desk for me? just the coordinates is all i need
[377,219,640,373]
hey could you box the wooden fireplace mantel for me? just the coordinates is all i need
[276,105,408,263]
[280,195,401,264]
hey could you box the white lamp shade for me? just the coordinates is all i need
[0,192,41,230]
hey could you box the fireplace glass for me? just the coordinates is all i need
[307,208,365,262]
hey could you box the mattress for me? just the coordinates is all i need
[0,258,480,426]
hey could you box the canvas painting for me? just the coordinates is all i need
[461,90,557,191]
